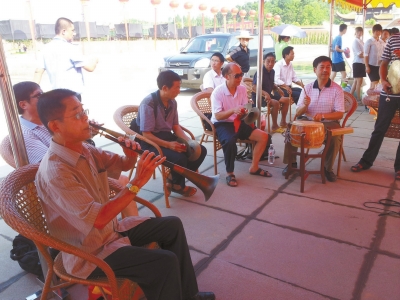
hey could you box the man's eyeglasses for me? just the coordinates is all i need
[230,72,244,79]
[64,109,89,120]
[30,92,43,99]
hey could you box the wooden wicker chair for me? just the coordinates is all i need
[113,105,195,208]
[0,164,161,300]
[0,135,16,168]
[336,92,358,177]
[190,91,255,175]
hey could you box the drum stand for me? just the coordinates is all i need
[285,129,332,193]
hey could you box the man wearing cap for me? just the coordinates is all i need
[137,70,207,197]
[226,31,253,78]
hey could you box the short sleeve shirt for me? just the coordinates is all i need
[332,35,344,63]
[364,38,383,66]
[210,83,248,123]
[37,37,86,94]
[381,33,400,97]
[228,44,250,73]
[202,69,226,90]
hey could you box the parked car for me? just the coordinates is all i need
[159,32,275,89]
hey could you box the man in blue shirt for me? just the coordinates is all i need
[137,70,207,197]
[330,24,347,81]
[34,17,98,100]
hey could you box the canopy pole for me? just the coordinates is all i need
[328,0,334,58]
[0,37,29,168]
[26,0,37,59]
[255,0,265,128]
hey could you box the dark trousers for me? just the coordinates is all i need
[214,122,254,173]
[360,95,400,172]
[141,132,207,188]
[282,87,302,104]
[89,216,198,300]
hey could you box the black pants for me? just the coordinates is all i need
[89,216,198,300]
[282,87,302,104]
[141,132,207,188]
[359,94,400,172]
[214,121,255,173]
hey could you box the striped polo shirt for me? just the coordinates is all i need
[381,33,400,97]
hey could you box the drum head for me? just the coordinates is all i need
[176,138,202,161]
[292,120,323,127]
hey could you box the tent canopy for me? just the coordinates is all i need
[322,0,399,10]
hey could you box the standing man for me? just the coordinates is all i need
[211,62,271,187]
[282,56,345,182]
[225,31,253,78]
[202,52,225,91]
[351,33,400,180]
[251,52,290,131]
[35,89,215,300]
[364,24,384,89]
[137,70,207,197]
[331,23,348,81]
[33,17,98,100]
[273,46,304,104]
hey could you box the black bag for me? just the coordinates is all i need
[129,92,159,136]
[236,133,272,161]
[10,234,42,276]
[10,234,59,276]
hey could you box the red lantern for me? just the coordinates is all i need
[249,10,256,18]
[265,12,272,20]
[170,0,179,9]
[184,2,192,10]
[274,15,281,22]
[239,10,247,18]
[210,6,219,14]
[119,0,128,2]
[151,0,161,5]
[231,7,238,15]
[199,3,207,11]
[221,7,228,15]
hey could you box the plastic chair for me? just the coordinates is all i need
[190,91,255,175]
[113,105,195,208]
[0,164,162,300]
[336,92,358,177]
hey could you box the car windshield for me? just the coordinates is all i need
[181,36,229,53]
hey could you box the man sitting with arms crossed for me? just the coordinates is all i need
[211,62,271,187]
[35,89,215,300]
[202,52,225,91]
[13,81,138,217]
[282,56,344,182]
[273,46,304,105]
[137,70,207,197]
[251,52,290,132]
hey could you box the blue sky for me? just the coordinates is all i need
[0,0,250,25]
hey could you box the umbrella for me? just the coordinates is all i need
[271,24,307,38]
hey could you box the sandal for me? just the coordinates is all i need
[226,175,238,187]
[169,185,197,197]
[249,168,272,177]
[271,127,286,134]
[350,163,370,172]
[395,171,400,181]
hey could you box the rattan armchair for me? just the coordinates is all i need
[190,91,255,175]
[0,164,161,300]
[336,92,358,177]
[113,105,195,208]
[0,135,16,168]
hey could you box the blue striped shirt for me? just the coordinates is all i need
[20,117,51,164]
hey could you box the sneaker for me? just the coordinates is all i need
[282,162,297,176]
[324,168,337,182]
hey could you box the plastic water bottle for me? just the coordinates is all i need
[268,144,275,165]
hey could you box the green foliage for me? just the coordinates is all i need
[365,18,376,25]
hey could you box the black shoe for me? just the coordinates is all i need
[282,162,297,176]
[190,292,215,300]
[324,168,337,182]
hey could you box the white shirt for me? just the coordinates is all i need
[364,37,385,66]
[202,69,225,90]
[352,38,364,64]
[273,59,299,86]
[211,83,248,123]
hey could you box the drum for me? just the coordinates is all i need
[388,60,400,94]
[290,120,325,149]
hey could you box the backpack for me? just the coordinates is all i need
[129,92,159,136]
[10,234,59,276]
[236,133,272,161]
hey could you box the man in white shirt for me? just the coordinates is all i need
[202,52,225,91]
[364,24,384,89]
[33,17,98,100]
[273,46,304,104]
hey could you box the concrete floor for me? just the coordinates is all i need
[0,41,399,300]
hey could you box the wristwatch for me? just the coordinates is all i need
[126,183,140,194]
